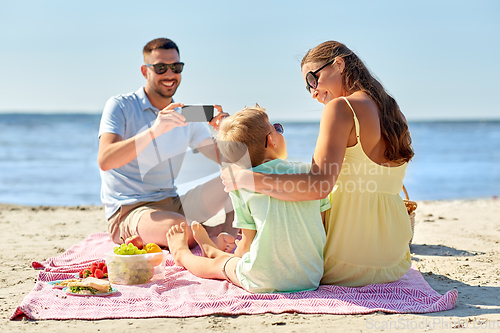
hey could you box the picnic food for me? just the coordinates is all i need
[124,235,144,250]
[105,252,154,285]
[144,243,162,253]
[66,277,112,295]
[113,243,148,255]
[143,243,164,265]
[51,279,81,287]
[78,262,108,279]
[105,250,166,285]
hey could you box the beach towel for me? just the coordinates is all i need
[11,232,457,320]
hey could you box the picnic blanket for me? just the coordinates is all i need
[11,232,457,320]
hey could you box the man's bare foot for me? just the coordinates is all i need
[192,222,228,258]
[216,233,236,253]
[195,222,236,254]
[166,222,190,266]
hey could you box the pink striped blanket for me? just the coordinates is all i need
[11,232,457,320]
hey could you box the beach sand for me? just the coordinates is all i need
[1,199,499,332]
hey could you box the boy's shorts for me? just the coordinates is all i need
[107,183,214,244]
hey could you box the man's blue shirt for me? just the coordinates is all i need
[98,87,211,219]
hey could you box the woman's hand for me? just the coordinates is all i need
[209,105,229,131]
[150,103,187,138]
[220,163,255,192]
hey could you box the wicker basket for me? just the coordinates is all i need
[402,185,417,245]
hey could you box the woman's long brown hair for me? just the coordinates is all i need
[301,41,414,163]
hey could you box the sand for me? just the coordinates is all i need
[1,198,499,332]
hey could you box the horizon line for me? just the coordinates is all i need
[1,110,500,123]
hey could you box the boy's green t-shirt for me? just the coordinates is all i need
[229,159,330,293]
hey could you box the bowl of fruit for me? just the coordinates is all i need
[105,236,167,285]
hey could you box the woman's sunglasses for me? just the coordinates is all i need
[145,62,184,75]
[265,123,284,148]
[305,59,335,93]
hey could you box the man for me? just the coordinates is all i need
[98,37,236,250]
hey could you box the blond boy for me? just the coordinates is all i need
[167,105,329,293]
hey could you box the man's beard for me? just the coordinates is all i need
[154,81,178,98]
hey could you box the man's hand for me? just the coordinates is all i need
[209,105,229,131]
[150,102,187,138]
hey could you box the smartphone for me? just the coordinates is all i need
[181,105,215,122]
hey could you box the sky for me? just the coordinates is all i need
[1,0,499,121]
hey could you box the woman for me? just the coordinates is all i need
[221,41,414,287]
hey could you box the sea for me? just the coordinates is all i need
[0,113,499,206]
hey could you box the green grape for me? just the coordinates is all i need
[118,249,125,255]
[120,244,127,250]
[113,247,119,254]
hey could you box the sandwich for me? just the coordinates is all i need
[66,277,112,295]
[53,278,81,287]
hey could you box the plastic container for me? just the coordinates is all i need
[105,250,168,285]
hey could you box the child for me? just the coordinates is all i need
[166,105,330,293]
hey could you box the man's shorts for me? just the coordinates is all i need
[107,183,215,244]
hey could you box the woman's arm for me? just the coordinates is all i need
[233,229,256,257]
[221,98,354,201]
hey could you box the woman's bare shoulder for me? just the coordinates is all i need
[319,98,356,141]
[345,92,377,112]
[323,97,355,122]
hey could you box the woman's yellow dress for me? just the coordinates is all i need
[322,97,413,287]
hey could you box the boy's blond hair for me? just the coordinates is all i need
[217,104,270,167]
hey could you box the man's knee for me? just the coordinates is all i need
[146,210,186,225]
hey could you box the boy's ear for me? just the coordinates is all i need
[266,134,276,148]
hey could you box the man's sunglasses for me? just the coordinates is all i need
[145,62,184,75]
[305,59,335,93]
[265,123,284,148]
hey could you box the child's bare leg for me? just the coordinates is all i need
[165,223,192,266]
[192,221,233,259]
[195,228,235,254]
[215,199,238,252]
[166,222,232,280]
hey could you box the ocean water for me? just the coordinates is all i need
[0,114,498,206]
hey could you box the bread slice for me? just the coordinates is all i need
[67,277,111,294]
[54,278,81,287]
